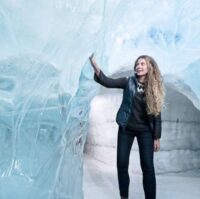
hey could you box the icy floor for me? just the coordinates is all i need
[83,154,200,199]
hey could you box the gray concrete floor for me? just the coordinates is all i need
[83,154,200,199]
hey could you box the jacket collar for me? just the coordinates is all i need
[130,74,137,86]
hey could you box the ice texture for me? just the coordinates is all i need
[0,55,97,198]
[0,0,200,198]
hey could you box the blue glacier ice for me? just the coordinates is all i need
[0,55,97,198]
[0,0,200,198]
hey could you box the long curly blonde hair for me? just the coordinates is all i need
[134,55,166,116]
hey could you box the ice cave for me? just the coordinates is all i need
[0,0,199,199]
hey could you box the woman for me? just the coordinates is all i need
[89,53,165,199]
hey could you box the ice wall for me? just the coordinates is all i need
[0,55,97,198]
[0,0,200,198]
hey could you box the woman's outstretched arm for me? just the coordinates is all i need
[89,53,128,89]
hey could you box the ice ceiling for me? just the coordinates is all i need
[0,0,199,198]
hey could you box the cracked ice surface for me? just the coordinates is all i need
[0,0,200,198]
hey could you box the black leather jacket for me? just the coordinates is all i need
[94,70,162,140]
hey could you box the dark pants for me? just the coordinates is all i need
[117,126,156,199]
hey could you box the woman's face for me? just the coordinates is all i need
[135,58,148,76]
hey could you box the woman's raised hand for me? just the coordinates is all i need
[89,53,100,77]
[89,53,97,68]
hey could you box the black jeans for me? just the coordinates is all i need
[117,126,156,199]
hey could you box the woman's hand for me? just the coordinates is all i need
[89,53,100,76]
[154,139,160,152]
[89,53,96,67]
